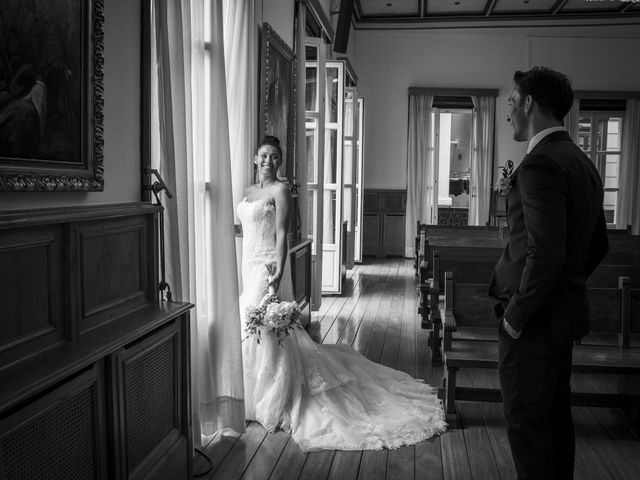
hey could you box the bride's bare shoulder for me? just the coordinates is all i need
[273,182,292,201]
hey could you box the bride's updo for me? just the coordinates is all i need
[259,135,283,159]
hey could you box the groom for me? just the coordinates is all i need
[489,66,609,479]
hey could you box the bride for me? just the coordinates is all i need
[236,136,446,452]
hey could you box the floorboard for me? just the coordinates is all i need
[199,258,640,480]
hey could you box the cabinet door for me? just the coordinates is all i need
[110,317,191,480]
[383,214,406,257]
[362,214,381,257]
[0,365,108,479]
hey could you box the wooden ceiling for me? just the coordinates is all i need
[354,0,640,28]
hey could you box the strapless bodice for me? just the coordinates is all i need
[237,198,277,256]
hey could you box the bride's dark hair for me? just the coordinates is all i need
[259,135,283,159]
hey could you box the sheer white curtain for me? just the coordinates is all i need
[617,98,640,233]
[405,94,434,258]
[196,0,246,439]
[223,0,258,293]
[152,0,195,305]
[152,0,246,446]
[563,97,580,141]
[469,96,495,226]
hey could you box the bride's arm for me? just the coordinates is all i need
[271,183,292,293]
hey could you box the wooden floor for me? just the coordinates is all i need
[195,258,640,480]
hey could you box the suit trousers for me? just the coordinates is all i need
[498,322,574,480]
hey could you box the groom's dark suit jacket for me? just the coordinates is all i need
[489,130,609,344]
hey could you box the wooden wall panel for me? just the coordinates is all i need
[76,216,152,334]
[0,226,64,366]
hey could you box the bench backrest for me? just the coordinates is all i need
[422,224,508,240]
[430,247,503,292]
[443,273,496,328]
[632,286,640,334]
[439,255,634,342]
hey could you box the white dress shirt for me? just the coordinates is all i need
[526,126,566,154]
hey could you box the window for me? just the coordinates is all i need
[578,112,623,225]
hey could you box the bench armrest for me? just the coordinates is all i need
[441,309,457,331]
[441,309,456,352]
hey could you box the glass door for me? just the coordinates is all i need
[321,61,345,294]
[343,85,357,270]
[433,109,473,225]
[354,97,365,263]
[305,38,326,310]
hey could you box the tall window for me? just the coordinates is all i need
[577,112,623,225]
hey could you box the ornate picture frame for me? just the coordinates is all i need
[0,0,104,192]
[259,23,297,184]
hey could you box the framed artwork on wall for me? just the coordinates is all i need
[259,22,297,184]
[0,0,104,192]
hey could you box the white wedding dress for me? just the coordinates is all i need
[237,198,446,452]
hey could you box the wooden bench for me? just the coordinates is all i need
[414,221,426,278]
[438,277,640,426]
[414,222,507,278]
[438,339,640,426]
[418,253,443,364]
[420,246,503,365]
[425,239,504,291]
[437,251,640,354]
[423,249,501,364]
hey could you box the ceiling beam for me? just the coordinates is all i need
[485,0,497,17]
[620,2,633,13]
[552,0,569,15]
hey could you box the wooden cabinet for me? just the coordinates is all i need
[362,190,406,257]
[289,238,312,326]
[0,204,193,480]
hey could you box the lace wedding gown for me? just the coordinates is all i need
[237,198,446,452]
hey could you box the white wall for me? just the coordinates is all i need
[261,0,296,48]
[0,0,141,210]
[353,25,640,190]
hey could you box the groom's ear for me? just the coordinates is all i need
[524,95,533,114]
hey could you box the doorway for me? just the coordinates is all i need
[434,109,473,225]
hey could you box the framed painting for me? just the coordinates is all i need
[259,23,297,184]
[0,0,104,192]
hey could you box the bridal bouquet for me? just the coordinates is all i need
[244,266,302,346]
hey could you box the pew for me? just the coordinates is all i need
[437,246,640,354]
[437,276,640,426]
[418,252,443,365]
[414,222,508,278]
[424,238,505,291]
[414,221,426,278]
[424,248,501,363]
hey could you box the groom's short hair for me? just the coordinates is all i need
[513,66,574,122]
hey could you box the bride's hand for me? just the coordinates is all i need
[267,274,281,295]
